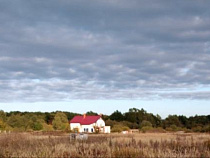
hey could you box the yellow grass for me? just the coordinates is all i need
[0,132,209,157]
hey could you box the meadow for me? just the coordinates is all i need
[0,132,209,157]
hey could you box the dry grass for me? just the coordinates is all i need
[0,132,209,157]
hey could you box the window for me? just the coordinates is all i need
[84,128,88,132]
[91,128,93,132]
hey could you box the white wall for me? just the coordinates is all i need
[81,124,95,133]
[70,123,82,132]
[96,118,105,127]
[104,126,110,133]
[70,117,108,133]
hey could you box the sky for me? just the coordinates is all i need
[0,0,210,118]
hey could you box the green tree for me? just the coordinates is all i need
[30,115,44,131]
[52,112,68,130]
[0,120,6,130]
[0,110,6,122]
[140,120,152,128]
[7,114,22,129]
[110,110,124,121]
[178,115,188,127]
[7,114,32,131]
[0,110,7,130]
[163,115,182,128]
[124,108,138,123]
[105,119,118,128]
[86,111,98,116]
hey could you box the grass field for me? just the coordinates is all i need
[0,132,209,157]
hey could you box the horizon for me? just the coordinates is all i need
[0,1,210,117]
[1,99,209,119]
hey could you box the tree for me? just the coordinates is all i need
[30,115,44,131]
[105,119,118,128]
[7,114,34,131]
[0,110,7,130]
[110,110,124,121]
[86,111,98,116]
[163,115,182,128]
[52,112,68,130]
[7,114,22,129]
[124,109,137,123]
[0,120,6,130]
[140,120,152,128]
[0,110,6,122]
[178,115,188,127]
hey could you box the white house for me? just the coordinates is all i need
[70,114,110,133]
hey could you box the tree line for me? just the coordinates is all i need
[0,108,209,132]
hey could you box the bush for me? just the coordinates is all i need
[202,125,210,132]
[105,119,118,128]
[122,126,130,131]
[120,121,134,129]
[148,127,166,133]
[141,126,153,133]
[42,123,54,131]
[192,126,202,132]
[140,120,152,128]
[182,128,192,133]
[166,124,180,132]
[111,125,130,133]
[0,120,6,130]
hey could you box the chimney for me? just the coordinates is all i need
[83,113,86,119]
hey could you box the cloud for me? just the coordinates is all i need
[0,0,210,102]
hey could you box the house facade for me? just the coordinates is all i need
[70,114,110,133]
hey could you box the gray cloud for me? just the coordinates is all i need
[0,0,210,102]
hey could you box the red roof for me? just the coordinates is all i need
[70,115,101,125]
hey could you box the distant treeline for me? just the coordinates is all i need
[0,108,209,132]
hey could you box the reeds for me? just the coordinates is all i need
[0,132,209,157]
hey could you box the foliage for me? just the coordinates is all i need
[0,108,209,132]
[166,124,179,132]
[141,126,153,133]
[163,115,182,128]
[140,120,152,128]
[0,110,6,122]
[86,111,98,116]
[111,124,130,132]
[105,119,119,127]
[109,110,124,121]
[0,120,6,130]
[42,123,54,131]
[52,112,69,130]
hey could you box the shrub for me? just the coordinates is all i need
[0,120,6,130]
[141,126,153,133]
[166,124,179,132]
[42,123,54,131]
[202,125,210,132]
[105,119,118,128]
[72,127,79,133]
[192,126,202,132]
[111,125,130,133]
[148,127,166,133]
[140,120,152,128]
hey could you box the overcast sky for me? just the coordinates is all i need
[0,0,210,117]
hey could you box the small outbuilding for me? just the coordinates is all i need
[70,114,110,133]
